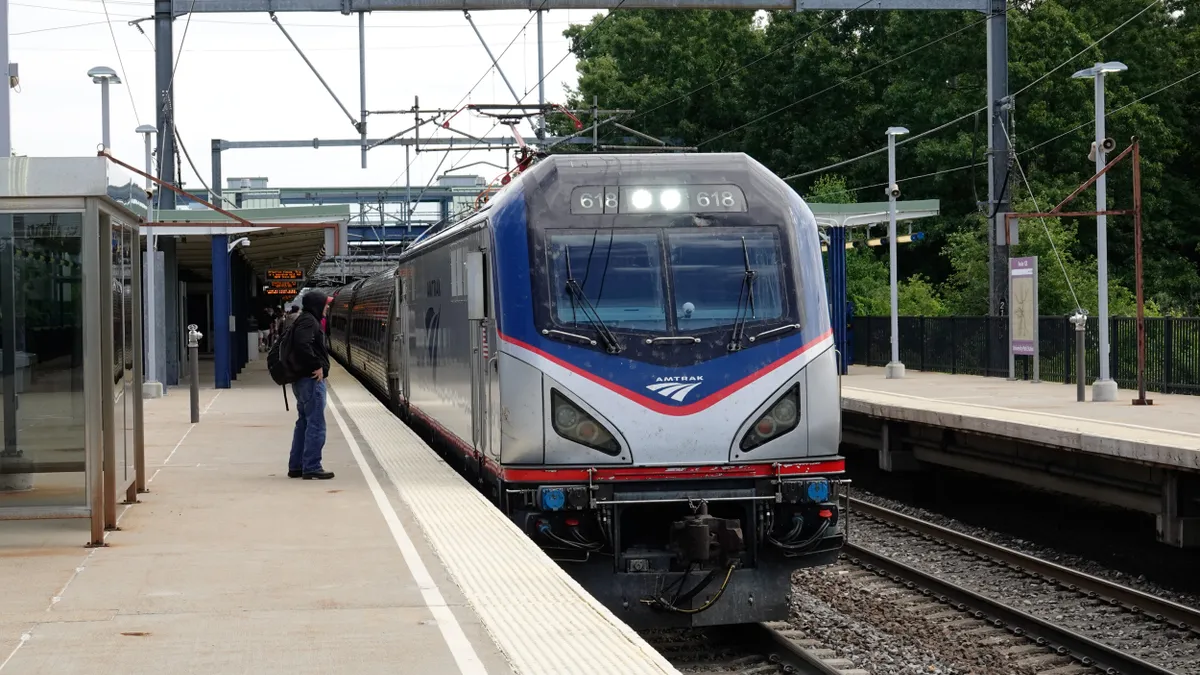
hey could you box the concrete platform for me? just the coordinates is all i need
[842,366,1200,471]
[841,366,1200,547]
[0,363,678,674]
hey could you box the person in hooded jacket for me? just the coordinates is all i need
[287,290,334,480]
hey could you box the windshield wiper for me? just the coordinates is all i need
[563,246,623,354]
[728,236,757,352]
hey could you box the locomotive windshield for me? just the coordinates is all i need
[545,226,790,341]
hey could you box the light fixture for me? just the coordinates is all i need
[659,189,682,210]
[630,189,652,210]
[87,66,120,84]
[1072,61,1128,79]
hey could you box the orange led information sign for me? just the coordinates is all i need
[268,280,299,290]
[266,269,303,280]
[265,288,299,296]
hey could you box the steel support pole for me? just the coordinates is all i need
[0,0,9,157]
[1075,318,1086,402]
[986,0,1010,318]
[155,0,176,210]
[211,139,222,209]
[100,81,112,150]
[187,324,201,422]
[1093,70,1116,401]
[358,11,368,168]
[885,132,904,379]
[536,9,545,140]
[212,235,230,389]
[142,129,163,397]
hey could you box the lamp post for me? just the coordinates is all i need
[137,124,163,397]
[1072,61,1126,402]
[87,67,121,150]
[885,126,909,379]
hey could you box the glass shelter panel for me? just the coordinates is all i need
[108,216,135,490]
[0,212,87,508]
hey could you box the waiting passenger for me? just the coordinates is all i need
[287,290,334,480]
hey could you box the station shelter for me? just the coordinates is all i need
[809,200,941,374]
[0,156,150,545]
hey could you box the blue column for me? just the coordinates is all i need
[828,226,849,375]
[212,234,231,389]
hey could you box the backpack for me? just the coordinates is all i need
[267,320,302,409]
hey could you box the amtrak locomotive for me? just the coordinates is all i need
[328,153,846,628]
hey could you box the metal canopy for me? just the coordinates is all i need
[810,199,940,228]
[149,205,351,280]
[173,0,988,11]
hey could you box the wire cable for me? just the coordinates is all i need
[623,0,875,127]
[999,121,1082,313]
[519,0,627,105]
[699,12,993,148]
[99,0,142,125]
[1010,0,1163,100]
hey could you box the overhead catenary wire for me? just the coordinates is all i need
[1009,0,1164,100]
[698,11,996,148]
[98,0,142,125]
[622,0,876,127]
[999,121,1083,313]
[783,0,1177,187]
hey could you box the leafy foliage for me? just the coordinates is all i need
[559,3,1200,315]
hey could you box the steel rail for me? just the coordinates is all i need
[847,497,1200,636]
[843,541,1178,675]
[749,622,848,675]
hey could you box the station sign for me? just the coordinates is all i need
[266,269,304,281]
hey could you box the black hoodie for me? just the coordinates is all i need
[291,290,330,378]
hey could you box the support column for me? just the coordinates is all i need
[1158,471,1200,548]
[212,235,230,389]
[879,422,920,472]
[986,0,1010,319]
[828,226,848,375]
[161,236,179,385]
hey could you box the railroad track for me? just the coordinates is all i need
[642,622,868,674]
[844,496,1200,674]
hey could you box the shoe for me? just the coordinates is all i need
[287,470,302,478]
[302,471,335,480]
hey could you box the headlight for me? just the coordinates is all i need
[551,389,621,456]
[740,384,801,452]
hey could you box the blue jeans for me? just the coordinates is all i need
[289,377,327,474]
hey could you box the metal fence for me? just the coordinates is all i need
[850,316,1200,395]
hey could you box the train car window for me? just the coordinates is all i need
[666,228,787,330]
[546,230,667,333]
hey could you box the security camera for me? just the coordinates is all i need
[886,183,901,199]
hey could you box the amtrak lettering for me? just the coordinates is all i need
[645,375,704,403]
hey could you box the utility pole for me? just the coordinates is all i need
[986,0,1011,318]
[155,0,176,210]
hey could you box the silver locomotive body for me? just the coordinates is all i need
[329,153,846,628]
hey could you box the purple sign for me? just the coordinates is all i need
[1009,257,1037,356]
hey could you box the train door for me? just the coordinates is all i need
[466,250,490,463]
[398,268,412,418]
[387,271,403,412]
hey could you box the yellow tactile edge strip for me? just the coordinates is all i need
[329,363,679,675]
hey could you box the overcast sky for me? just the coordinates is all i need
[8,0,591,192]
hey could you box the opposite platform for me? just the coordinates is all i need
[0,363,678,674]
[842,366,1200,471]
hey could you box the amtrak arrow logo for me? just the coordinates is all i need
[645,376,704,402]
